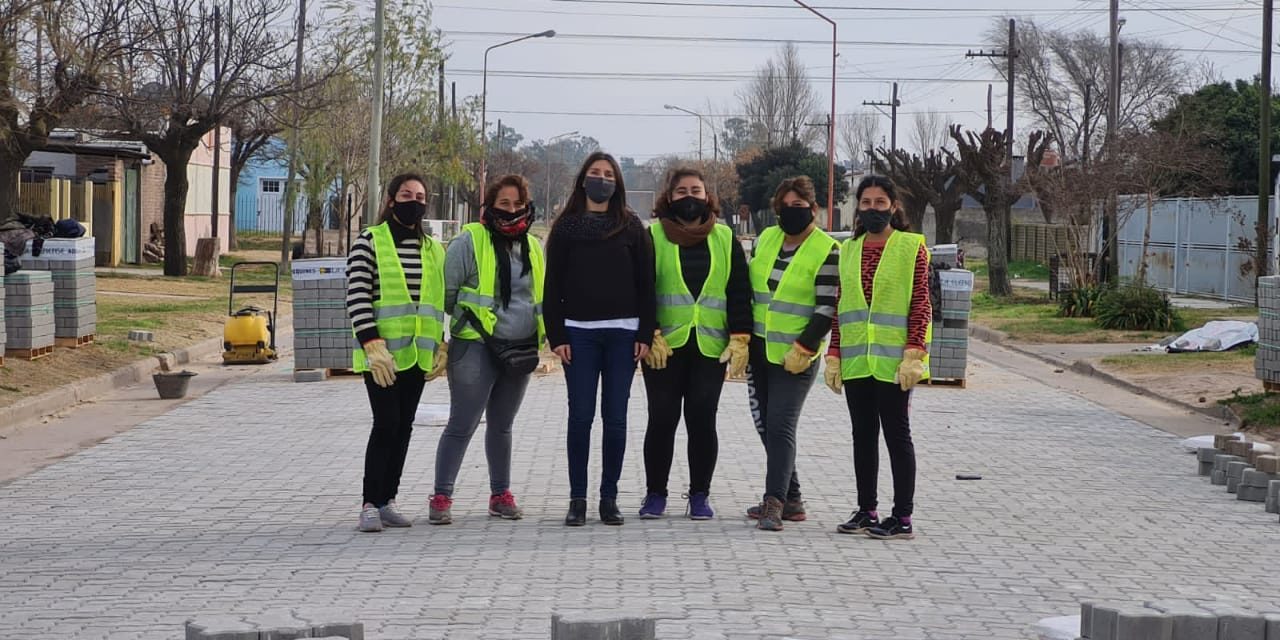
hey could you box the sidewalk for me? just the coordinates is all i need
[1,345,1277,638]
[1014,280,1249,310]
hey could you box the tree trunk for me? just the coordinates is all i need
[192,237,221,277]
[934,204,958,245]
[985,202,1013,297]
[0,151,21,226]
[1137,193,1154,285]
[160,149,193,276]
[228,164,241,252]
[904,197,927,235]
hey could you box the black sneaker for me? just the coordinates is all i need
[836,510,879,535]
[599,498,624,526]
[865,515,914,540]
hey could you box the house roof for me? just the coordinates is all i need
[35,129,152,160]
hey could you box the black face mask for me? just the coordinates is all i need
[778,205,813,235]
[584,176,616,204]
[669,196,709,223]
[858,208,893,234]
[392,200,427,227]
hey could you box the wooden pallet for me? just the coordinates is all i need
[1264,380,1280,393]
[328,368,359,377]
[6,345,54,361]
[924,377,967,389]
[55,334,95,349]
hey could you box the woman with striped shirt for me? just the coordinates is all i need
[347,173,448,533]
[825,175,931,541]
[745,176,839,532]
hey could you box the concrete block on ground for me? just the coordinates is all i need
[184,617,258,640]
[1242,470,1278,488]
[551,612,657,640]
[1219,613,1266,640]
[1226,440,1252,457]
[1255,455,1280,474]
[1236,485,1268,502]
[294,369,328,383]
[1200,461,1214,476]
[1212,470,1229,485]
[1116,611,1173,640]
[1091,604,1122,640]
[1171,611,1219,640]
[1215,454,1245,473]
[1199,447,1222,463]
[1215,434,1241,449]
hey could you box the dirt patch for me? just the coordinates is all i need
[1095,349,1262,410]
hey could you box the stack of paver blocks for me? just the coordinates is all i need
[0,273,6,360]
[1256,275,1280,386]
[3,271,55,357]
[22,238,96,345]
[1079,601,1280,640]
[929,268,972,383]
[291,258,357,372]
[1197,434,1280,522]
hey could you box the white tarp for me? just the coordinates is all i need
[1158,320,1258,353]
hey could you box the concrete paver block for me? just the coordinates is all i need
[184,617,259,640]
[1218,613,1266,640]
[1091,605,1122,640]
[551,613,657,640]
[1116,611,1173,640]
[1171,611,1218,640]
[1255,455,1280,474]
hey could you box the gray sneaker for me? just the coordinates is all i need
[378,500,412,527]
[428,494,453,525]
[358,503,383,532]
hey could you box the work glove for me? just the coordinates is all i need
[782,342,815,375]
[823,355,843,394]
[427,341,449,381]
[363,339,397,388]
[644,330,673,370]
[718,334,750,378]
[895,348,928,391]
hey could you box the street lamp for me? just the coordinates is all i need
[792,0,837,231]
[664,104,704,162]
[545,130,578,216]
[480,29,555,188]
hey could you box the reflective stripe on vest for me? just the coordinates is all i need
[449,223,546,345]
[748,225,837,365]
[351,223,446,372]
[651,223,733,358]
[837,230,931,383]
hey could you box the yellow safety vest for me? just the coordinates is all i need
[450,222,545,344]
[748,225,838,365]
[352,222,446,372]
[837,230,932,382]
[651,222,732,358]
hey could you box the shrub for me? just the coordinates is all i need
[1094,283,1183,331]
[1057,285,1104,318]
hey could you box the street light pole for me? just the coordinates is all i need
[792,0,837,231]
[664,104,704,162]
[481,30,555,189]
[365,0,385,227]
[544,130,578,216]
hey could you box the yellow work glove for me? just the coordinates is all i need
[895,348,928,391]
[823,355,843,394]
[363,339,397,388]
[427,341,449,381]
[718,334,750,378]
[782,342,815,375]
[644,330,673,370]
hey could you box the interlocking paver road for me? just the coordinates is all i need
[1,357,1277,639]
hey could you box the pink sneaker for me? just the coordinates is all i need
[428,494,453,525]
[488,490,523,520]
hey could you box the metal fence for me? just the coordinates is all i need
[235,191,342,236]
[1115,195,1268,302]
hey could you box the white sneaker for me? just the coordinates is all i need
[358,503,383,532]
[378,500,413,527]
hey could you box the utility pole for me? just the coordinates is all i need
[1259,0,1274,280]
[365,0,386,227]
[986,84,993,130]
[966,19,1019,258]
[1103,0,1121,284]
[281,0,305,266]
[437,61,446,221]
[211,4,222,240]
[863,82,900,151]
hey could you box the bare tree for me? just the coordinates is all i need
[737,42,820,149]
[874,148,966,244]
[950,125,1053,296]
[984,18,1183,165]
[839,112,879,170]
[96,0,331,276]
[0,0,130,225]
[909,109,952,156]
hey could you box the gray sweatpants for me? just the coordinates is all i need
[433,338,532,497]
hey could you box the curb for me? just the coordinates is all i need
[967,324,1241,427]
[0,335,228,432]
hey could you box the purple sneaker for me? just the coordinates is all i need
[687,492,714,520]
[638,493,666,519]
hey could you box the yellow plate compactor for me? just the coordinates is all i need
[222,261,280,365]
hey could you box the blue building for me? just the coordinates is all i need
[234,138,337,235]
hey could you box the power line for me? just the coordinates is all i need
[488,108,982,118]
[548,0,1250,12]
[450,68,1001,84]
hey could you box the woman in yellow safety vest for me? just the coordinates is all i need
[639,166,753,521]
[825,175,931,541]
[746,176,840,532]
[346,173,448,533]
[428,174,545,525]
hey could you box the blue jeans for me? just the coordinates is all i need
[564,327,637,499]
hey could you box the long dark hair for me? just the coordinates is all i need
[377,172,430,235]
[654,166,720,219]
[852,175,911,239]
[553,151,632,238]
[481,174,534,309]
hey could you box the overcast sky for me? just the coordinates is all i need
[431,0,1269,163]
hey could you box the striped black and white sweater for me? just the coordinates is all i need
[346,223,424,345]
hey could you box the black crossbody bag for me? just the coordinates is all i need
[459,307,540,376]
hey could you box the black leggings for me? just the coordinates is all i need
[362,367,427,506]
[641,342,727,496]
[844,376,916,517]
